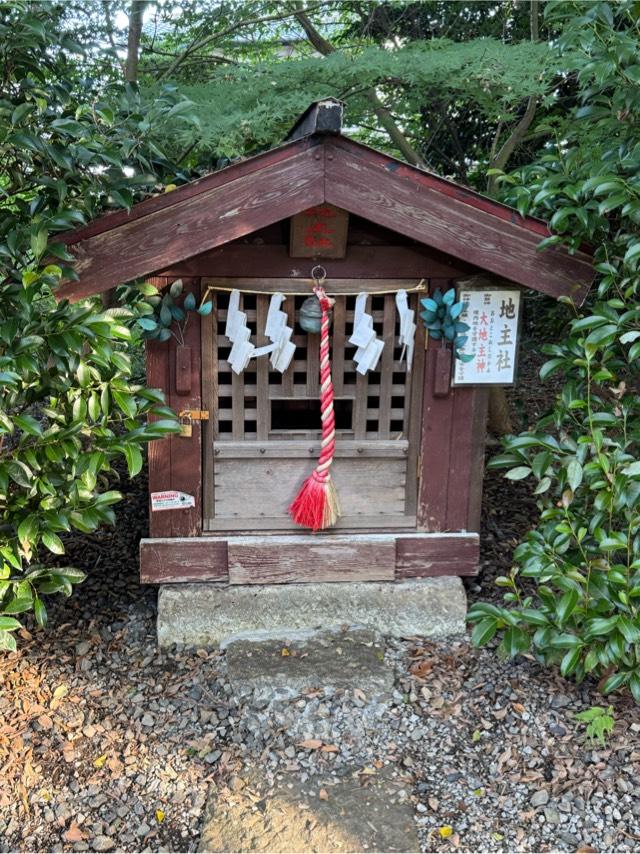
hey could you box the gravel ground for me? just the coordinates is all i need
[0,470,239,853]
[212,631,640,853]
[1,297,639,853]
[2,468,639,853]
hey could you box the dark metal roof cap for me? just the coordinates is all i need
[286,98,344,141]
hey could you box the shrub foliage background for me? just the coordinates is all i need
[469,0,640,702]
[0,3,197,647]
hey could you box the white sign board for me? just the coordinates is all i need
[150,490,195,512]
[453,289,521,386]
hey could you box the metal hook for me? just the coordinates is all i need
[310,264,327,285]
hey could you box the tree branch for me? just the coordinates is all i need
[487,0,540,191]
[293,4,426,167]
[157,5,325,82]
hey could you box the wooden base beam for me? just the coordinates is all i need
[140,532,479,584]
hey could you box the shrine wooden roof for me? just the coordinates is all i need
[56,103,594,304]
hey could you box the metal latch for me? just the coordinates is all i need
[178,410,209,438]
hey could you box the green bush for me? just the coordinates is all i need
[469,0,640,702]
[0,3,200,647]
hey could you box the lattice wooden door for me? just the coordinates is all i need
[201,283,425,532]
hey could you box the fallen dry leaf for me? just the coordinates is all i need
[318,789,329,801]
[155,808,165,823]
[320,744,339,753]
[93,754,108,769]
[296,739,323,750]
[64,822,87,843]
[409,659,434,679]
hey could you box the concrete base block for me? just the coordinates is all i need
[157,577,467,648]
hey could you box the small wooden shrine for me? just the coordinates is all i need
[57,100,593,586]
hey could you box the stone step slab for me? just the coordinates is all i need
[157,577,467,648]
[223,627,392,702]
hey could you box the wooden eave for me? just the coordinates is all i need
[55,133,594,304]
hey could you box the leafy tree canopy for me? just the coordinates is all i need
[169,37,551,166]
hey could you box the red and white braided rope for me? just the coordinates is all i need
[289,284,341,530]
[312,285,336,484]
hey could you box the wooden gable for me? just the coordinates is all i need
[55,133,593,304]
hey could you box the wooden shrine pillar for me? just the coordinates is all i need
[417,276,491,533]
[146,277,203,538]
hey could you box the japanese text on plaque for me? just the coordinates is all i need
[453,289,520,385]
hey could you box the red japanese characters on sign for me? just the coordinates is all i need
[453,288,521,385]
[302,206,337,250]
[289,204,349,258]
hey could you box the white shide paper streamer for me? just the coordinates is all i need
[266,293,296,374]
[349,292,384,375]
[395,289,416,373]
[225,290,295,375]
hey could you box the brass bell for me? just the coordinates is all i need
[299,295,330,334]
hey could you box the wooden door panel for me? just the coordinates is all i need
[201,281,425,531]
[213,456,406,520]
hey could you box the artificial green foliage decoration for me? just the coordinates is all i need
[420,288,474,361]
[137,279,213,346]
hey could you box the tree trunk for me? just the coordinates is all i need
[102,0,147,310]
[488,386,513,436]
[487,0,540,194]
[125,0,147,82]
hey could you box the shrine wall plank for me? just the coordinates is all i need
[445,387,477,531]
[417,347,455,532]
[467,387,489,533]
[140,537,228,583]
[395,533,478,577]
[146,339,173,539]
[146,277,202,538]
[227,535,396,584]
[158,244,472,280]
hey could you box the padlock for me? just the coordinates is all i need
[179,414,193,438]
